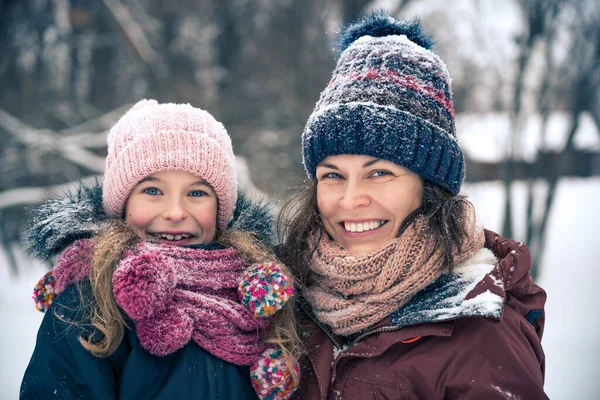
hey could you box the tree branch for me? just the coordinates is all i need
[0,175,103,209]
[0,108,105,172]
[101,0,167,78]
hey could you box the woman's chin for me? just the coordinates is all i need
[340,238,394,255]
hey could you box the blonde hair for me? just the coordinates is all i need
[76,219,301,385]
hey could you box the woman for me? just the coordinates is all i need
[279,12,548,399]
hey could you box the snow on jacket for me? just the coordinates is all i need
[288,230,547,400]
[20,183,275,400]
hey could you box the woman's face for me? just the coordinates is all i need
[316,154,423,254]
[125,170,218,246]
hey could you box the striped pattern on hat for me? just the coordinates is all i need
[302,13,464,195]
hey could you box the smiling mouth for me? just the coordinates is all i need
[341,220,388,233]
[151,232,195,241]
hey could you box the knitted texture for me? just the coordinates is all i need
[33,271,56,312]
[250,348,300,400]
[31,239,95,312]
[102,99,237,229]
[52,239,95,294]
[302,12,464,195]
[112,241,270,364]
[238,263,294,318]
[33,238,298,398]
[305,213,484,335]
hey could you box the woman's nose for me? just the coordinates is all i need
[162,199,187,221]
[339,182,371,210]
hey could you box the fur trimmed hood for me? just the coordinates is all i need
[25,181,276,261]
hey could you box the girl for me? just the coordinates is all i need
[22,100,299,400]
[279,13,548,399]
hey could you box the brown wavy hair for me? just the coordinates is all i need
[277,180,475,292]
[75,218,300,384]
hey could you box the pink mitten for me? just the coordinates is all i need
[113,242,176,320]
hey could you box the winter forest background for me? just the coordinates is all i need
[1,0,599,399]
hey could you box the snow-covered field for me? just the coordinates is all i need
[466,178,600,400]
[2,177,598,399]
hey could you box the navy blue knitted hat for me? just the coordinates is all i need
[302,12,464,195]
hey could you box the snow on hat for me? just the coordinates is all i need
[302,12,464,195]
[102,99,238,229]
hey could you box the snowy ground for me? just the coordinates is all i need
[1,178,599,399]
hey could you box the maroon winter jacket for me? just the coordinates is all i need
[292,230,547,399]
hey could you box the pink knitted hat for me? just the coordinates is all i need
[102,99,238,229]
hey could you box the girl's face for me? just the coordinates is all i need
[125,170,218,246]
[316,154,423,255]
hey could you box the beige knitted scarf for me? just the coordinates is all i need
[305,214,484,336]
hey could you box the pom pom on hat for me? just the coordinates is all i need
[338,11,434,51]
[302,11,465,195]
[238,263,294,318]
[250,347,300,400]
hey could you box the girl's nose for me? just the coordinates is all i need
[162,199,187,221]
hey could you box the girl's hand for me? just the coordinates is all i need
[238,263,294,318]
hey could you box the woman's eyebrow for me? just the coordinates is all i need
[363,158,381,168]
[317,158,382,170]
[317,163,339,170]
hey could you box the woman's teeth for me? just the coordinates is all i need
[343,220,386,233]
[154,233,193,241]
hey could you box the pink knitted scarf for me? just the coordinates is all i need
[53,240,270,365]
[305,216,484,335]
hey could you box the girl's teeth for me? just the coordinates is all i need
[156,233,191,241]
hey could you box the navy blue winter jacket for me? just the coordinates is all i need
[20,282,257,400]
[20,185,275,400]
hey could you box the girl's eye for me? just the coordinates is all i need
[189,190,207,197]
[143,187,161,195]
[371,170,391,178]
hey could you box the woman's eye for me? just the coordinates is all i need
[189,190,207,197]
[322,172,342,180]
[143,187,161,195]
[371,170,391,178]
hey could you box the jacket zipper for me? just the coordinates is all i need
[347,325,405,348]
[302,303,408,351]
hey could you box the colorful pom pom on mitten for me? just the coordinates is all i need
[250,347,300,400]
[33,270,56,312]
[238,263,294,318]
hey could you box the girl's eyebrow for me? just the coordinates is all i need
[135,177,210,189]
[136,176,159,185]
